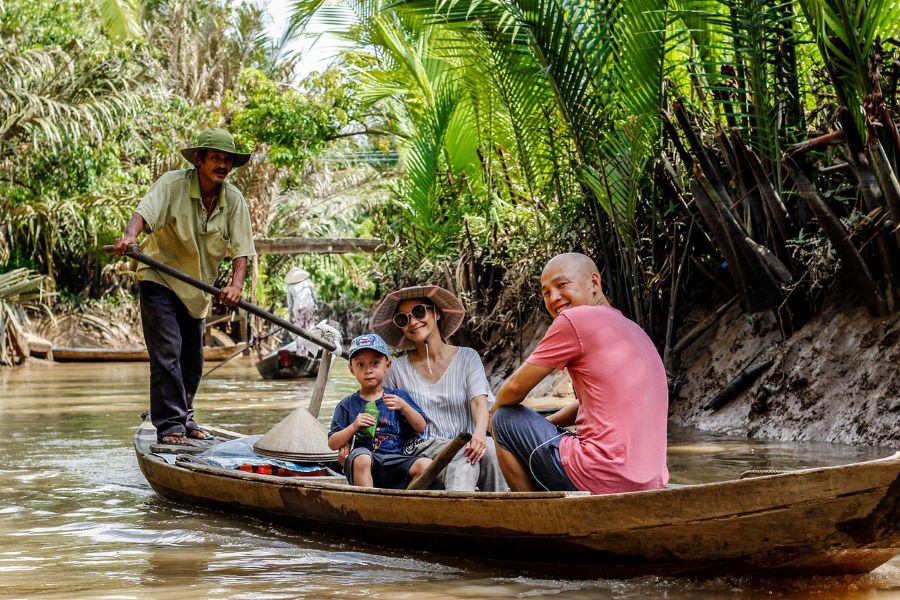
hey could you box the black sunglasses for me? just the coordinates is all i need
[393,304,434,329]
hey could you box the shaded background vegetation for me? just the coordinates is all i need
[2,0,899,371]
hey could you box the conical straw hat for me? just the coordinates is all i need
[252,406,337,462]
[370,285,465,350]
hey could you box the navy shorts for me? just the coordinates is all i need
[346,447,422,489]
[492,405,578,492]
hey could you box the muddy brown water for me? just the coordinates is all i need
[1,359,899,599]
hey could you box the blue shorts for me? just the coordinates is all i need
[492,405,578,492]
[346,447,422,489]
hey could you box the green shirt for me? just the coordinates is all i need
[135,168,256,318]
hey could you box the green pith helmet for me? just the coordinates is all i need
[180,128,251,167]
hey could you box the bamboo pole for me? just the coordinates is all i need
[306,350,333,419]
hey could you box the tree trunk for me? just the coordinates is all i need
[784,158,888,316]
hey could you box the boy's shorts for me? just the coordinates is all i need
[492,405,578,492]
[346,447,422,489]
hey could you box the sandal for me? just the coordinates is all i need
[187,428,214,440]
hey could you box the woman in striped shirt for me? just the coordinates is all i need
[370,285,507,491]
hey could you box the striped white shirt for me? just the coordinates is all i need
[385,347,492,440]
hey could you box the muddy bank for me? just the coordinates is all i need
[484,300,900,447]
[669,301,900,446]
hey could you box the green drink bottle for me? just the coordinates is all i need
[362,400,379,437]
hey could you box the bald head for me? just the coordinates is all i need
[542,253,600,280]
[540,252,608,317]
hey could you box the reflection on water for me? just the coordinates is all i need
[1,359,899,599]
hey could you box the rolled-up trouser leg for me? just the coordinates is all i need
[140,281,203,440]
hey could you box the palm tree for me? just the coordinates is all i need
[0,3,147,279]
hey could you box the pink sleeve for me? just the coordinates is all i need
[526,313,582,370]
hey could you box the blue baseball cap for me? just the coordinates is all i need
[348,333,390,359]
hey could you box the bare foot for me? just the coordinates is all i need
[159,434,191,445]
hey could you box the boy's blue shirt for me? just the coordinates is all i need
[329,387,427,455]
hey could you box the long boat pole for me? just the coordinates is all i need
[103,244,349,360]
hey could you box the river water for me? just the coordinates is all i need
[1,359,899,599]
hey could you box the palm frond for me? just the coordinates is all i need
[97,0,143,42]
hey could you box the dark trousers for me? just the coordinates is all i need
[139,281,205,440]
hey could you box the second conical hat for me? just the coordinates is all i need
[252,405,338,462]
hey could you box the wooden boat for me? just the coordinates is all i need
[53,344,246,362]
[255,345,320,379]
[134,416,900,578]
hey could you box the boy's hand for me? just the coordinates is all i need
[354,413,376,429]
[382,393,407,412]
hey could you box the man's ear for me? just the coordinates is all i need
[591,272,601,293]
[385,359,392,369]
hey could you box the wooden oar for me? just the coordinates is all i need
[406,433,472,490]
[103,244,349,360]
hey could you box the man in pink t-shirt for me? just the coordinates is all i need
[490,253,669,494]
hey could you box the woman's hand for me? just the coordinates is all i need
[382,393,408,412]
[463,433,487,464]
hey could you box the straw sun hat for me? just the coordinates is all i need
[370,285,465,350]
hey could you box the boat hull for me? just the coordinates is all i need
[134,422,900,578]
[53,345,246,362]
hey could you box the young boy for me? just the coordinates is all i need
[328,333,432,488]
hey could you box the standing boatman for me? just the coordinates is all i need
[114,128,257,446]
[284,266,318,353]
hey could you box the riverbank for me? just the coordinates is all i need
[669,299,900,446]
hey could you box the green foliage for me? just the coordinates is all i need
[796,0,900,138]
[229,67,352,176]
[0,0,149,282]
[0,0,370,311]
[288,0,900,336]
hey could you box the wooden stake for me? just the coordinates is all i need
[406,433,472,490]
[307,350,333,419]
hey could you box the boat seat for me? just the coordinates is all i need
[150,443,207,455]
